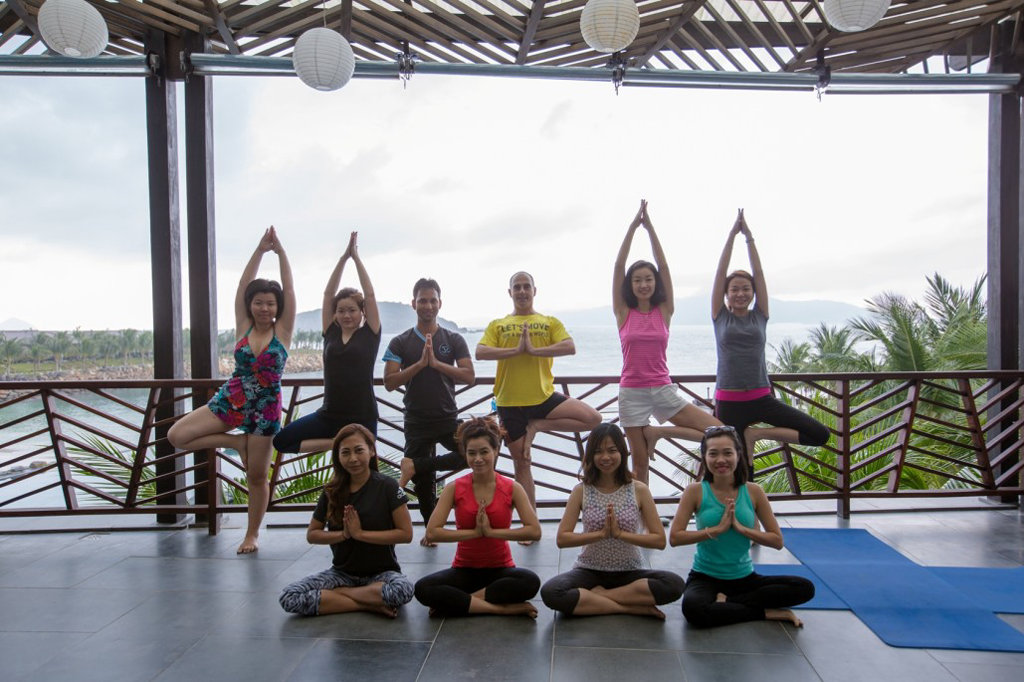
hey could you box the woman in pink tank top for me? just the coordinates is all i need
[613,200,722,482]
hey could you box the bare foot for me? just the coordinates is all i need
[237,535,259,554]
[766,608,803,627]
[420,536,437,548]
[643,425,659,461]
[399,457,416,489]
[715,592,727,603]
[643,605,666,620]
[369,603,399,618]
[505,602,539,618]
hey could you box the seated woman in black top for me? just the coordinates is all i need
[279,424,414,617]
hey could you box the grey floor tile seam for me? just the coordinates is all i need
[413,613,448,681]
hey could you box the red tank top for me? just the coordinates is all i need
[452,473,515,568]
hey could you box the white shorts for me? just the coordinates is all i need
[618,385,687,427]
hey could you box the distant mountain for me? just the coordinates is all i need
[0,318,34,331]
[552,295,865,327]
[294,301,464,333]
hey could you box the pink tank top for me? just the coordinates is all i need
[619,307,671,388]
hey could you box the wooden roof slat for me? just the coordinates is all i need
[823,15,993,56]
[204,0,241,53]
[780,0,815,43]
[749,0,799,55]
[687,18,748,70]
[386,0,518,50]
[703,0,768,71]
[636,1,709,67]
[5,0,43,46]
[828,0,1024,48]
[0,18,28,50]
[143,0,214,25]
[438,0,521,41]
[97,4,182,37]
[351,6,492,64]
[723,0,787,68]
[242,0,327,35]
[114,0,203,33]
[517,0,546,63]
[673,27,725,70]
[230,0,290,26]
[361,0,517,63]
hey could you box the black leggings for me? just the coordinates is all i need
[414,566,540,616]
[716,395,829,475]
[682,570,814,628]
[404,419,466,524]
[540,567,685,615]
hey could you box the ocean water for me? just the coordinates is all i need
[304,322,816,379]
[0,322,815,506]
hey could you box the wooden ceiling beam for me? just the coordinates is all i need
[5,0,43,45]
[440,0,520,41]
[635,0,709,67]
[144,0,213,26]
[351,7,492,64]
[230,0,288,26]
[204,0,241,53]
[0,19,30,50]
[673,28,724,70]
[368,0,517,62]
[240,0,324,36]
[517,0,546,63]
[704,0,768,71]
[688,18,747,70]
[780,0,814,43]
[725,0,787,67]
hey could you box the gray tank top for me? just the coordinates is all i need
[713,306,770,390]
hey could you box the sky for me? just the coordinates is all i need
[0,69,989,331]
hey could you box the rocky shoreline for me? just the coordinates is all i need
[0,352,325,400]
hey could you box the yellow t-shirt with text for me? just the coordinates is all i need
[480,314,570,407]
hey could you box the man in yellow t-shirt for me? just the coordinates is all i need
[476,272,601,509]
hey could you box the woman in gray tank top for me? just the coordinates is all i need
[711,210,829,477]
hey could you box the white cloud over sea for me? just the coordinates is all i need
[0,73,987,331]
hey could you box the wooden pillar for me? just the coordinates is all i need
[986,22,1024,504]
[185,32,221,532]
[145,29,187,522]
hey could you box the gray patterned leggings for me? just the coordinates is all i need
[279,566,415,616]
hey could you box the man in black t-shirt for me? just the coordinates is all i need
[382,278,475,545]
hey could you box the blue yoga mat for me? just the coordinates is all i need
[782,528,1024,652]
[753,564,846,610]
[930,567,1024,614]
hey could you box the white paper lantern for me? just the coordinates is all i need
[38,0,109,58]
[292,27,356,92]
[822,0,891,32]
[580,0,640,54]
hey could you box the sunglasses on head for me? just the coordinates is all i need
[704,425,738,437]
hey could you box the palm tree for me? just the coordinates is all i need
[0,334,24,375]
[118,329,139,365]
[29,333,50,371]
[49,331,73,372]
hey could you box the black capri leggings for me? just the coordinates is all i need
[541,567,685,615]
[715,395,830,447]
[414,566,540,616]
[682,570,814,628]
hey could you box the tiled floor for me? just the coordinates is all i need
[1,505,1024,681]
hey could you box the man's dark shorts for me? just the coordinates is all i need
[496,392,569,442]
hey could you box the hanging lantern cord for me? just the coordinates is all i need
[608,52,627,95]
[813,52,831,101]
[397,48,417,89]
